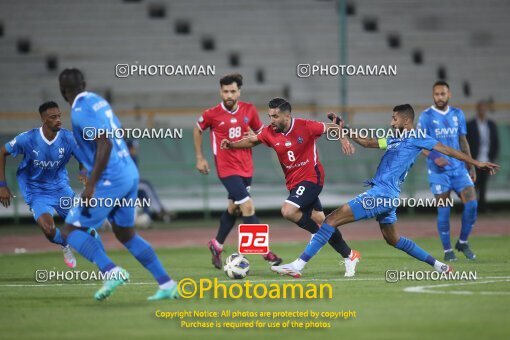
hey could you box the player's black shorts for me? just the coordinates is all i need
[285,180,323,212]
[219,175,252,204]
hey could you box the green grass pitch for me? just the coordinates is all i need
[0,236,509,340]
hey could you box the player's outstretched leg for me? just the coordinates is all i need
[379,223,452,272]
[62,224,129,300]
[456,187,478,260]
[295,207,360,277]
[38,214,77,268]
[113,225,179,301]
[272,204,355,278]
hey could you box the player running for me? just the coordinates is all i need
[418,81,479,261]
[58,68,178,301]
[193,73,281,269]
[0,101,81,268]
[270,105,498,278]
[221,98,361,277]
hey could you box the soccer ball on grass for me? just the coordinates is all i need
[223,253,250,279]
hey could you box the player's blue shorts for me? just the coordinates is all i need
[285,181,323,212]
[428,167,474,195]
[65,175,139,228]
[219,175,252,204]
[26,186,75,221]
[347,188,397,225]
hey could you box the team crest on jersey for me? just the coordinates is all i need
[285,141,292,147]
[59,147,65,158]
[230,118,237,124]
[243,116,249,124]
[297,136,304,144]
[452,116,459,126]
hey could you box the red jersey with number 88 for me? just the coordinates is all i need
[257,118,325,190]
[197,101,263,178]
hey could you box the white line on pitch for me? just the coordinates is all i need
[404,277,510,295]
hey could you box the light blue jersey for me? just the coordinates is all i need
[5,128,82,220]
[349,133,439,224]
[365,134,439,197]
[66,92,139,228]
[417,106,467,173]
[5,128,80,202]
[70,92,138,180]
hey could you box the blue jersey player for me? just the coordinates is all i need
[58,68,179,301]
[0,102,80,268]
[271,105,498,278]
[418,81,479,261]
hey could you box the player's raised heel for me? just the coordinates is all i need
[271,263,302,278]
[94,268,130,301]
[147,283,180,301]
[263,251,282,266]
[208,239,223,269]
[455,241,476,260]
[343,249,361,277]
[444,250,457,262]
[62,245,77,268]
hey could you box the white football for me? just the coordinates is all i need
[135,212,152,229]
[224,253,250,279]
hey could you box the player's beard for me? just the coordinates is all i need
[272,123,284,133]
[434,99,448,110]
[223,99,237,111]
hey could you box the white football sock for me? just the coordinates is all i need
[433,260,448,272]
[159,279,176,290]
[291,259,307,271]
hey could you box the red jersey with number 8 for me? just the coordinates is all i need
[197,101,263,178]
[257,118,325,190]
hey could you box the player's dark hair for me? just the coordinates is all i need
[433,80,449,89]
[393,104,414,121]
[59,68,86,91]
[219,73,243,88]
[268,97,291,113]
[38,101,59,115]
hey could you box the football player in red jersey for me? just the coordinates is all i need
[221,98,361,277]
[193,74,282,269]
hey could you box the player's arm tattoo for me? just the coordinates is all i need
[433,142,478,167]
[459,135,474,170]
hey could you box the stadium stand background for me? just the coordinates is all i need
[1,0,509,217]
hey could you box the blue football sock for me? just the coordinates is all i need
[460,200,478,242]
[50,228,67,247]
[124,233,171,285]
[86,227,105,252]
[299,223,336,262]
[242,214,260,224]
[395,237,436,266]
[67,230,116,272]
[437,207,451,250]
